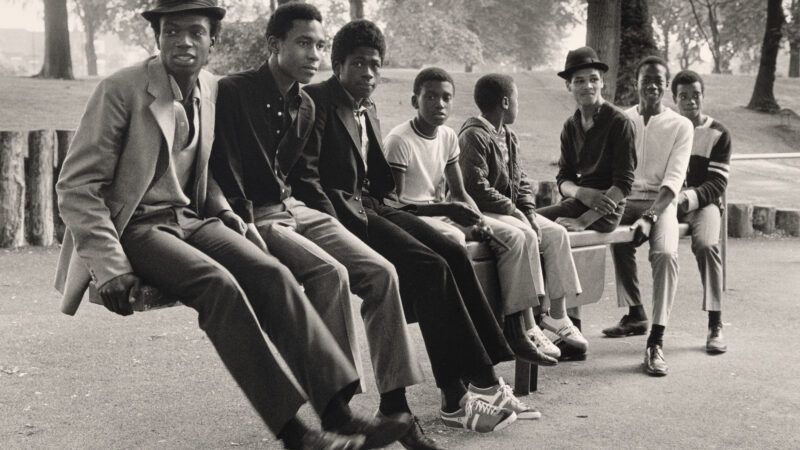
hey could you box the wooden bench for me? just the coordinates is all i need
[468,222,693,396]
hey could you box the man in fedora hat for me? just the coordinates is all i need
[535,46,637,359]
[457,73,587,361]
[55,1,408,448]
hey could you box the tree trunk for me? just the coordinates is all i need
[615,0,659,106]
[84,21,98,77]
[349,0,364,20]
[747,0,785,112]
[38,0,74,80]
[0,131,27,248]
[586,0,621,103]
[26,130,55,246]
[54,129,74,243]
[790,41,800,78]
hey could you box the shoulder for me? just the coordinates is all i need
[99,59,151,94]
[667,108,694,133]
[302,81,329,102]
[708,118,730,137]
[218,69,258,93]
[387,120,412,138]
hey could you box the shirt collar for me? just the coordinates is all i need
[258,63,302,109]
[477,115,504,136]
[573,101,608,124]
[167,74,201,103]
[337,77,373,112]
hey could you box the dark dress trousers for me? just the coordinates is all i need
[300,76,513,387]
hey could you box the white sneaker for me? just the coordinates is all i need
[540,315,589,353]
[527,324,561,359]
[469,377,541,420]
[440,394,517,432]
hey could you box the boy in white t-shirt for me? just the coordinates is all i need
[385,67,586,363]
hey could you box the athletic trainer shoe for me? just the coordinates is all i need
[644,344,668,377]
[469,377,541,420]
[528,324,561,359]
[540,315,588,353]
[440,395,517,433]
[706,323,728,354]
[602,315,648,337]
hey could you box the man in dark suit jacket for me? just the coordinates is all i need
[301,19,549,438]
[209,0,423,416]
[55,2,402,449]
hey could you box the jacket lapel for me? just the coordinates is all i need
[146,57,175,155]
[193,70,217,210]
[329,77,367,172]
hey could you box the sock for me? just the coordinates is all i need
[503,312,526,339]
[468,366,499,389]
[440,380,468,413]
[568,316,582,331]
[320,391,353,431]
[708,311,722,327]
[549,297,567,320]
[647,324,665,347]
[277,416,309,450]
[379,388,411,416]
[629,305,647,321]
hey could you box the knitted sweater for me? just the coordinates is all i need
[623,106,693,200]
[683,116,732,210]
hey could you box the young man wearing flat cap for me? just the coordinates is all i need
[55,1,408,448]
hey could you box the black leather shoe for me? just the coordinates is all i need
[644,344,668,377]
[602,315,648,337]
[508,336,558,366]
[706,323,728,354]
[298,429,365,450]
[556,340,587,362]
[334,411,413,449]
[377,412,443,450]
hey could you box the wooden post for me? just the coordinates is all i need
[0,131,27,248]
[727,202,754,238]
[776,208,800,236]
[26,129,56,246]
[752,205,777,234]
[536,181,560,207]
[54,129,74,243]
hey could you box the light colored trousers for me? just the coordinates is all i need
[612,199,680,326]
[254,197,424,394]
[680,203,723,312]
[418,212,582,315]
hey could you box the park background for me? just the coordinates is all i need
[2,0,800,449]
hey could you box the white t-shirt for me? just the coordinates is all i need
[384,120,460,205]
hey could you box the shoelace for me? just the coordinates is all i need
[529,326,554,348]
[466,396,504,416]
[498,382,528,410]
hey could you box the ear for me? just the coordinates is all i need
[267,35,280,55]
[411,94,419,109]
[332,61,342,77]
[565,80,572,92]
[501,96,510,110]
[210,37,215,47]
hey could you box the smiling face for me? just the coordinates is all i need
[413,80,454,127]
[674,81,704,122]
[335,46,382,102]
[158,13,213,79]
[636,63,669,109]
[270,19,326,84]
[567,67,604,107]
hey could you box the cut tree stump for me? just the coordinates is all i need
[536,181,560,207]
[26,129,56,246]
[54,129,74,243]
[0,131,27,248]
[752,205,776,234]
[776,208,800,237]
[727,202,754,238]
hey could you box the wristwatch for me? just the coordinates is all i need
[641,209,658,224]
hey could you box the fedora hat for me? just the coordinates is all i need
[141,0,226,22]
[557,46,608,80]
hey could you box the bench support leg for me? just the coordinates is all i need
[513,361,538,396]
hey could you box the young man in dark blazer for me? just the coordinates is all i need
[301,20,548,439]
[209,4,424,440]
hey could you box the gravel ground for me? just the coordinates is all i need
[2,237,799,449]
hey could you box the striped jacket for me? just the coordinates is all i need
[683,116,731,210]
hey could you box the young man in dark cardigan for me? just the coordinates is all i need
[300,20,548,440]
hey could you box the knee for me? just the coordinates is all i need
[692,240,718,257]
[363,254,399,285]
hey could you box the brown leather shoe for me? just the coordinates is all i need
[602,315,648,337]
[508,335,558,366]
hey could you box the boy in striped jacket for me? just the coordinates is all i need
[672,70,731,355]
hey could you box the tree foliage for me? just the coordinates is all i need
[687,0,766,74]
[72,0,117,76]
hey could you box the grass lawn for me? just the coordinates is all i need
[1,68,799,205]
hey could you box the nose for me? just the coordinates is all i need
[309,46,321,62]
[177,32,192,47]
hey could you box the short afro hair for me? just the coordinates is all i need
[265,2,322,40]
[635,55,670,81]
[413,67,455,95]
[331,19,386,68]
[473,73,515,114]
[671,69,704,97]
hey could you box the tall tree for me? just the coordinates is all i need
[615,0,658,106]
[650,0,683,63]
[586,0,621,103]
[676,16,704,70]
[747,0,785,112]
[109,0,158,55]
[38,0,74,79]
[787,0,800,77]
[687,0,729,73]
[73,0,115,76]
[349,0,364,19]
